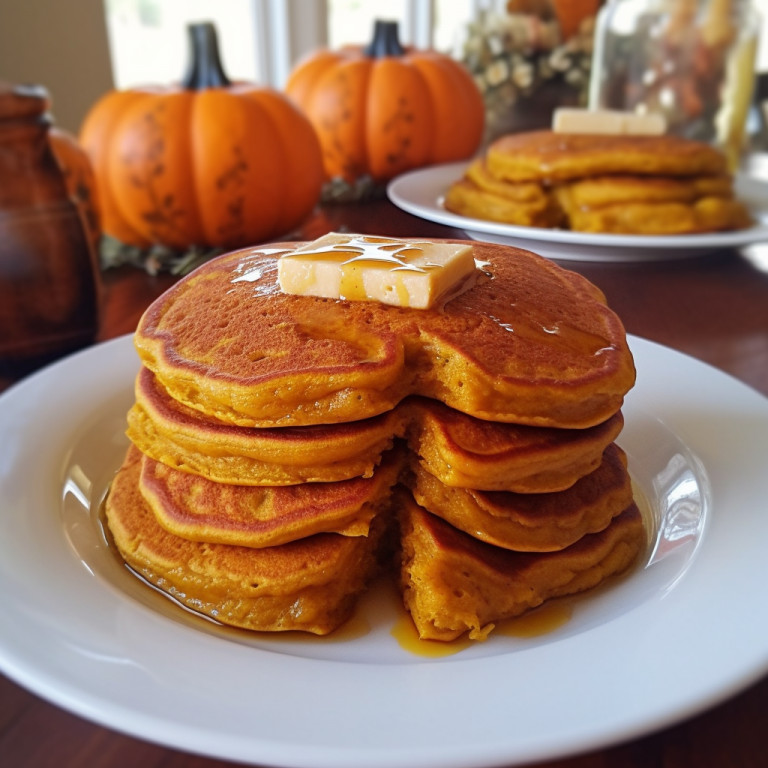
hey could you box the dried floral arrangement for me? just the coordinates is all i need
[458,0,598,142]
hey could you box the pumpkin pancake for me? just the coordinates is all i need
[557,193,753,235]
[128,367,400,485]
[407,443,632,552]
[106,446,389,634]
[464,158,549,207]
[405,398,623,492]
[558,174,735,208]
[464,158,549,203]
[130,368,624,490]
[134,238,635,429]
[397,490,645,641]
[139,448,403,548]
[443,178,564,227]
[486,130,728,183]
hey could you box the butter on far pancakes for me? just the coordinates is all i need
[552,107,667,136]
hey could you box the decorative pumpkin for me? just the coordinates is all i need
[49,127,101,253]
[550,0,600,40]
[285,20,485,183]
[80,23,323,251]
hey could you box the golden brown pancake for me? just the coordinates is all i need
[443,178,564,227]
[406,400,623,492]
[558,174,735,208]
[134,240,635,429]
[397,490,645,641]
[128,367,400,485]
[487,130,728,183]
[407,443,633,552]
[558,194,753,235]
[106,446,388,634]
[464,158,549,203]
[139,448,402,548]
[130,368,624,491]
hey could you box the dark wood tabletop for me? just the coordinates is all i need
[1,198,768,768]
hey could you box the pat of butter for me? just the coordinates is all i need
[553,108,667,136]
[277,233,476,309]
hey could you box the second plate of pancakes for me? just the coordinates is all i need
[388,161,768,262]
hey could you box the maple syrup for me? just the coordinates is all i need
[97,497,373,645]
[495,602,573,638]
[390,611,474,657]
[94,472,652,656]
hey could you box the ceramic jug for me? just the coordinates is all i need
[0,82,100,371]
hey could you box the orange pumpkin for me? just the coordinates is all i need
[49,127,101,253]
[286,20,485,183]
[80,23,323,251]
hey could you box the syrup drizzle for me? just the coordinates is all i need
[486,302,615,358]
[231,249,292,284]
[284,235,436,274]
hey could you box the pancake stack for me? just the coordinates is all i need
[445,130,752,235]
[106,235,646,641]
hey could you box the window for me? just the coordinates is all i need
[102,0,486,90]
[104,0,261,89]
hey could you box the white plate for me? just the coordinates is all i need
[387,161,768,262]
[1,334,768,768]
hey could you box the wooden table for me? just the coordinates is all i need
[2,199,767,768]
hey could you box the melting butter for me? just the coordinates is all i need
[553,107,667,136]
[276,233,477,309]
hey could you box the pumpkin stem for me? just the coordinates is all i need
[182,22,231,89]
[364,20,406,58]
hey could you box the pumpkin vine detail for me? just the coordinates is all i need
[215,145,248,244]
[122,106,187,243]
[383,97,414,167]
[320,73,364,181]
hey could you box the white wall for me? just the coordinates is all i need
[0,0,114,134]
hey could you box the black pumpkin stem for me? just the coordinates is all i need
[182,22,231,89]
[364,20,405,58]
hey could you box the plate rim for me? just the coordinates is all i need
[1,334,768,767]
[387,161,768,258]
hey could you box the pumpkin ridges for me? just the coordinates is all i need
[108,91,205,249]
[407,54,485,164]
[285,32,484,183]
[437,54,485,157]
[251,88,324,236]
[49,128,101,247]
[309,58,374,182]
[366,58,434,182]
[79,89,151,247]
[79,22,323,252]
[192,89,284,247]
[285,50,349,111]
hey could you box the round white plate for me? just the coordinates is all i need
[387,161,768,262]
[1,334,768,768]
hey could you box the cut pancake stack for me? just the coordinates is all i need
[106,235,646,641]
[445,130,752,235]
